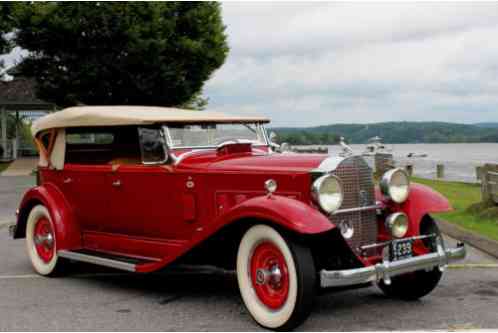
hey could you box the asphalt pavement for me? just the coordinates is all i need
[1,176,498,331]
[0,175,34,223]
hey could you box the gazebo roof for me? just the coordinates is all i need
[0,77,55,111]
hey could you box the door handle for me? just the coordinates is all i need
[63,178,72,184]
[112,180,122,187]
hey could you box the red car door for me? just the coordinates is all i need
[86,127,200,259]
[60,129,116,234]
[61,164,112,232]
[107,166,198,239]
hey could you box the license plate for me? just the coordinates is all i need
[390,239,413,261]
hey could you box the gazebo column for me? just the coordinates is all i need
[14,111,19,159]
[1,108,7,160]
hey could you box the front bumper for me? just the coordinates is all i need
[320,239,466,288]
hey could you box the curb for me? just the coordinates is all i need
[438,219,498,259]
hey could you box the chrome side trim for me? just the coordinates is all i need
[312,154,371,173]
[320,242,466,288]
[332,204,381,215]
[173,149,204,165]
[311,156,345,173]
[58,250,136,272]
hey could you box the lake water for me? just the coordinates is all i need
[323,143,498,183]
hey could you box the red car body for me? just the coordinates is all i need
[12,106,466,330]
[15,149,453,271]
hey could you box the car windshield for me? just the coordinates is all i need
[165,123,267,149]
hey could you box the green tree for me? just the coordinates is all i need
[13,2,228,107]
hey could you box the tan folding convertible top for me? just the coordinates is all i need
[32,106,270,136]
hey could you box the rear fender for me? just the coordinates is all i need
[376,183,452,235]
[216,194,335,234]
[15,183,81,250]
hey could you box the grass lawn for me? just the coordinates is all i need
[0,162,11,174]
[412,177,498,242]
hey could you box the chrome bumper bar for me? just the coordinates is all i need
[320,241,466,288]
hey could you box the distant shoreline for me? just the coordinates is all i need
[289,143,498,184]
[273,121,498,145]
[291,142,498,146]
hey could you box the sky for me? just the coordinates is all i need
[203,2,498,127]
[3,3,498,127]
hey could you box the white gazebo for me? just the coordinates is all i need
[0,76,55,161]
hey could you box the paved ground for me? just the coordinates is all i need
[0,158,37,176]
[0,175,34,222]
[1,176,498,331]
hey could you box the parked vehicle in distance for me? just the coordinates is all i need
[11,106,466,330]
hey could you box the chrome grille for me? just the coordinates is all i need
[332,156,377,253]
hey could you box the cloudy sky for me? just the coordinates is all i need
[3,3,498,127]
[204,2,498,127]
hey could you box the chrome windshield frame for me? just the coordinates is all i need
[162,122,270,150]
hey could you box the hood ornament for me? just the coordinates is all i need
[339,137,354,157]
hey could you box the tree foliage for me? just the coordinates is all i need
[275,131,340,145]
[13,2,228,107]
[274,122,498,144]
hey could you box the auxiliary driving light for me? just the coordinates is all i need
[385,212,409,238]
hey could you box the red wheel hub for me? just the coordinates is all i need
[33,217,55,263]
[250,241,289,309]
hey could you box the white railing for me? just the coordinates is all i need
[0,139,17,161]
[477,164,498,204]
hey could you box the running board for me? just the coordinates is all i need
[58,250,137,272]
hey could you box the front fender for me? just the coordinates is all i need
[216,195,335,234]
[376,182,452,235]
[15,183,81,250]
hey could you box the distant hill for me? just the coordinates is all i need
[272,121,498,145]
[474,122,498,129]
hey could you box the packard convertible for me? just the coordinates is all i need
[11,106,465,330]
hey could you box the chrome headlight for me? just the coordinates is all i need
[311,174,344,213]
[380,168,410,203]
[385,212,409,238]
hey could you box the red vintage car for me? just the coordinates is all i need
[11,106,465,330]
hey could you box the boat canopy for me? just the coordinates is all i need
[32,106,269,136]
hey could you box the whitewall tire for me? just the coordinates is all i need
[236,224,316,330]
[25,205,61,276]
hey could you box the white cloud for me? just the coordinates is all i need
[205,2,498,126]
